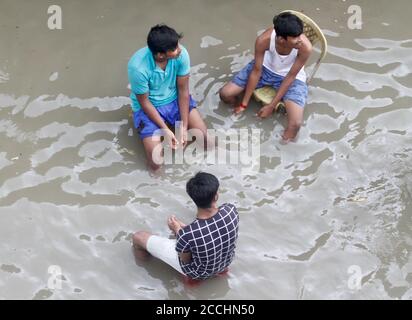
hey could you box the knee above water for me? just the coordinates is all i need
[132,231,141,241]
[289,120,302,130]
[219,88,229,101]
[218,88,225,99]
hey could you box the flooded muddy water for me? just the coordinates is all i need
[1,0,411,299]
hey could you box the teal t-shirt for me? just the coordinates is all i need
[127,45,190,112]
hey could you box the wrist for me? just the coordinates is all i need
[238,102,248,110]
[160,123,170,130]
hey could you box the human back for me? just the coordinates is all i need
[176,202,239,279]
[176,172,240,279]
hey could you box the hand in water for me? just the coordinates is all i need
[167,215,186,234]
[179,126,188,148]
[234,103,247,115]
[164,128,178,149]
[257,104,275,119]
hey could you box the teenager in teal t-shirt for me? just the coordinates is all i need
[127,25,209,171]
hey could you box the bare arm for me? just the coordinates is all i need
[177,75,190,129]
[240,36,269,107]
[168,215,192,264]
[177,75,190,146]
[137,93,169,130]
[137,93,178,148]
[270,40,312,108]
[258,39,312,118]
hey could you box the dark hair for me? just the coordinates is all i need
[273,12,303,39]
[147,24,183,55]
[186,172,219,209]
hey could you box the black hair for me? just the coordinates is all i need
[147,24,183,55]
[273,12,303,39]
[186,172,219,209]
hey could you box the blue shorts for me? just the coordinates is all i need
[232,60,308,107]
[133,96,197,140]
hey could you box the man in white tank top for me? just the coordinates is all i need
[219,12,312,142]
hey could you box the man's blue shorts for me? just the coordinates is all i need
[133,96,197,140]
[232,60,308,107]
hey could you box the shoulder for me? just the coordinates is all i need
[177,45,190,63]
[180,221,197,237]
[220,203,238,214]
[255,27,272,51]
[298,35,313,56]
[128,47,152,73]
[179,45,189,55]
[218,204,239,226]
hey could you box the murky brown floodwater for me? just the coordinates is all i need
[1,0,411,299]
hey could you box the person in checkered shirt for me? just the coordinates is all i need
[133,172,239,280]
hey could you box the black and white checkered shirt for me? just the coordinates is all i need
[176,203,239,279]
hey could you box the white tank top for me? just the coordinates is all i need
[262,29,306,83]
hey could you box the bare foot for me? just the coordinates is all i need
[280,133,297,145]
[280,137,290,145]
[148,163,164,177]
